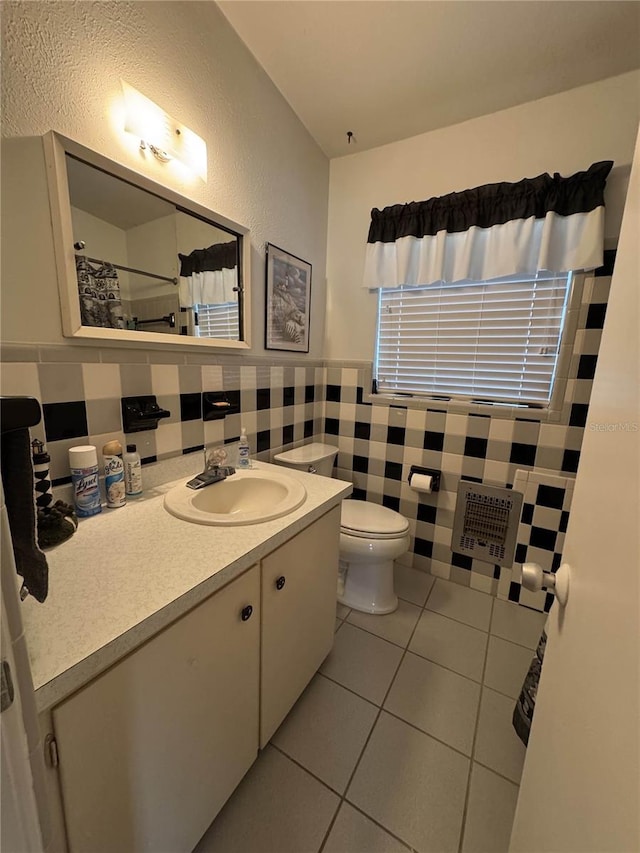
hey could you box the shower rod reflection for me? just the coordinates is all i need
[74,253,178,285]
[134,313,176,329]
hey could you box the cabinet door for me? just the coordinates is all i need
[261,506,340,746]
[53,565,260,853]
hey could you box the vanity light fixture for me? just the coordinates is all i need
[121,81,207,181]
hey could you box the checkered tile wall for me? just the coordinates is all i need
[0,259,613,611]
[0,354,325,486]
[322,266,613,611]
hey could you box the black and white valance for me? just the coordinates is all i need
[179,241,238,307]
[363,161,613,289]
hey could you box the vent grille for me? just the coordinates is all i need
[452,483,523,567]
[463,493,511,543]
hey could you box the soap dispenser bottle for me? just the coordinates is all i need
[238,428,251,468]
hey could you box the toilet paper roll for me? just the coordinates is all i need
[409,472,433,494]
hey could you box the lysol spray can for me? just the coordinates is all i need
[103,440,126,508]
[68,445,102,517]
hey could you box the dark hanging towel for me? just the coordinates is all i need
[75,256,125,329]
[1,427,49,603]
[512,629,548,746]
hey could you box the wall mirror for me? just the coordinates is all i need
[44,132,251,349]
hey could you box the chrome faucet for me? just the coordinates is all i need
[186,446,235,490]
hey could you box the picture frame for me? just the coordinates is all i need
[265,243,311,352]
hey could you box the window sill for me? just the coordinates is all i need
[366,391,563,423]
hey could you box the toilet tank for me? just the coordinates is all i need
[273,442,338,478]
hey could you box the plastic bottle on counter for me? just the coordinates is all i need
[238,427,251,468]
[103,440,126,508]
[68,445,102,517]
[123,444,143,498]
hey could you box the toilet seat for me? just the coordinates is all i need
[340,500,409,540]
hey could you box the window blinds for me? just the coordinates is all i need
[375,273,571,406]
[195,302,240,340]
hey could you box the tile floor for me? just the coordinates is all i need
[196,566,547,853]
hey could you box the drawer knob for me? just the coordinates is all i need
[241,605,253,621]
[276,576,286,591]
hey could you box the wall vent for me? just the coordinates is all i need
[451,482,523,567]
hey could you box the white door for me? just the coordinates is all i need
[510,134,640,851]
[0,491,44,853]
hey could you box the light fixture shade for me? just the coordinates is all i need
[122,81,207,181]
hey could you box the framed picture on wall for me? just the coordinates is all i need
[265,243,311,352]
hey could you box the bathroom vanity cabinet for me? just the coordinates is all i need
[260,505,340,747]
[45,507,340,853]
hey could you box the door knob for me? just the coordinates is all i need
[521,562,571,606]
[276,576,286,590]
[240,605,253,621]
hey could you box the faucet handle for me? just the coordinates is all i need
[204,446,227,470]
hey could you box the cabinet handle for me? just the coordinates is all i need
[241,605,253,621]
[276,576,286,591]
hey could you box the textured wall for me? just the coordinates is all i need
[1,1,329,355]
[325,70,640,361]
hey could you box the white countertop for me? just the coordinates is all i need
[21,461,351,712]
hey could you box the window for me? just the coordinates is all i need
[374,272,572,407]
[194,302,239,340]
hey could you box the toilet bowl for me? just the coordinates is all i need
[273,443,410,614]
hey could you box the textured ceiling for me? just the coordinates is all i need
[218,1,640,158]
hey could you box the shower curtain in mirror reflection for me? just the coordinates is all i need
[75,256,125,329]
[178,242,238,308]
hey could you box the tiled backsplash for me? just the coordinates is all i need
[0,263,612,610]
[0,355,325,485]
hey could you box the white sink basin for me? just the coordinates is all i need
[164,468,307,526]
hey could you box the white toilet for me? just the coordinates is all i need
[273,442,410,614]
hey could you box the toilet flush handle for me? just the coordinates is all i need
[308,465,316,474]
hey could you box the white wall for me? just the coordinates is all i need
[126,215,178,300]
[0,1,329,356]
[325,71,640,360]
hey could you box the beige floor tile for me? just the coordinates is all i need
[321,623,404,705]
[324,803,411,853]
[384,652,481,755]
[347,712,469,853]
[484,636,533,699]
[194,746,338,853]
[409,610,488,681]
[491,599,547,649]
[272,674,378,793]
[461,763,519,853]
[347,599,421,648]
[426,579,493,630]
[394,564,435,606]
[336,603,351,620]
[474,688,526,784]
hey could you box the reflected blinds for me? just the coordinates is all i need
[195,302,240,340]
[375,273,571,406]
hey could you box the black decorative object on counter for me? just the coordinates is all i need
[121,396,171,433]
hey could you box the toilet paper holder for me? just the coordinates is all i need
[408,466,441,493]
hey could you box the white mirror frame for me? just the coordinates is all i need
[43,131,252,350]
